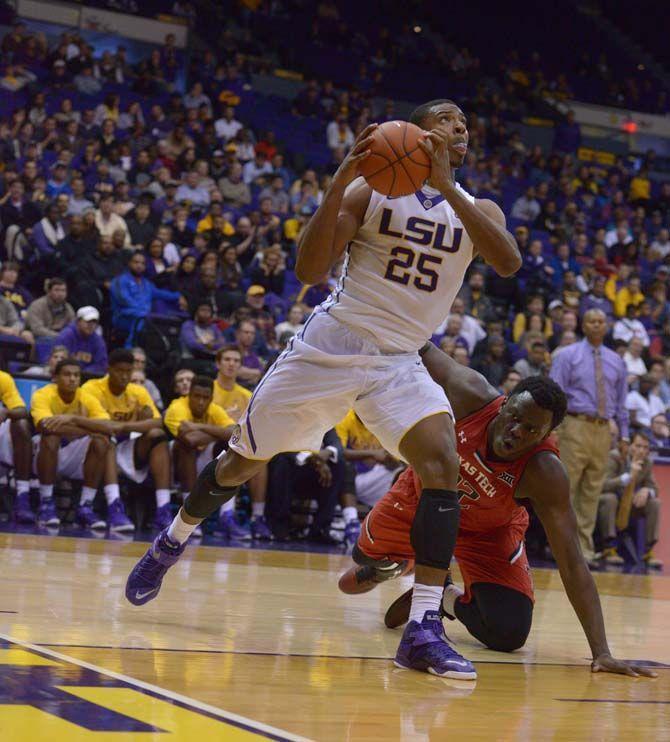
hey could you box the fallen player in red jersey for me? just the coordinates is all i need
[339,342,656,679]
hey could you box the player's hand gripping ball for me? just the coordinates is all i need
[358,120,431,197]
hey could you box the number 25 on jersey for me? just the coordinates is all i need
[384,227,464,293]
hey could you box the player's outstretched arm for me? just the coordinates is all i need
[295,125,376,284]
[522,452,656,678]
[420,342,498,420]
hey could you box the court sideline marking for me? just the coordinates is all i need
[32,642,670,668]
[0,630,311,742]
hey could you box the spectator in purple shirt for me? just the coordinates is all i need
[553,110,581,154]
[235,319,263,388]
[32,203,66,257]
[180,302,226,359]
[579,275,614,320]
[56,305,108,375]
[550,309,629,565]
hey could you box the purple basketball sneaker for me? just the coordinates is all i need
[108,498,135,532]
[76,503,106,530]
[394,610,477,679]
[125,529,186,606]
[250,515,273,540]
[153,503,174,530]
[37,499,60,527]
[218,511,252,540]
[13,491,35,524]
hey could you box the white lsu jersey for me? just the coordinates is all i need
[321,180,475,352]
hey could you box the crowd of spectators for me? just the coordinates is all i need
[0,15,668,558]
[218,0,669,116]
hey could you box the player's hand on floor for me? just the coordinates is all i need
[591,653,657,678]
[333,123,377,188]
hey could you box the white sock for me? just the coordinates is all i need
[80,486,97,505]
[167,509,199,544]
[219,497,235,516]
[442,583,464,618]
[342,506,358,523]
[251,501,264,518]
[103,484,120,505]
[39,484,53,502]
[16,480,29,495]
[408,583,443,624]
[155,489,171,508]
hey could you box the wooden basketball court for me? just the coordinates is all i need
[0,532,668,740]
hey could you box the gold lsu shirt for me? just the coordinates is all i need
[31,384,110,426]
[0,370,26,410]
[163,395,234,437]
[212,380,252,422]
[335,409,382,450]
[83,376,160,421]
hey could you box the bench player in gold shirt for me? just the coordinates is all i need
[164,375,243,538]
[0,370,34,524]
[212,347,272,540]
[31,359,114,528]
[81,349,173,530]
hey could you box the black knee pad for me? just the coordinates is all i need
[410,489,460,569]
[183,459,238,520]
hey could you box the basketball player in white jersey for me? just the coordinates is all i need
[126,100,521,678]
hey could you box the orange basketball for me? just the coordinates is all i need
[359,120,431,197]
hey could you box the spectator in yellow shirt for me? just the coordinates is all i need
[82,349,172,531]
[31,359,113,530]
[512,294,553,343]
[0,370,34,525]
[614,275,645,318]
[213,346,252,421]
[212,346,272,539]
[629,169,651,206]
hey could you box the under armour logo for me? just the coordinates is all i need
[458,430,467,443]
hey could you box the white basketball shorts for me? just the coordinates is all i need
[33,435,91,480]
[116,434,149,484]
[0,419,13,468]
[229,310,452,462]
